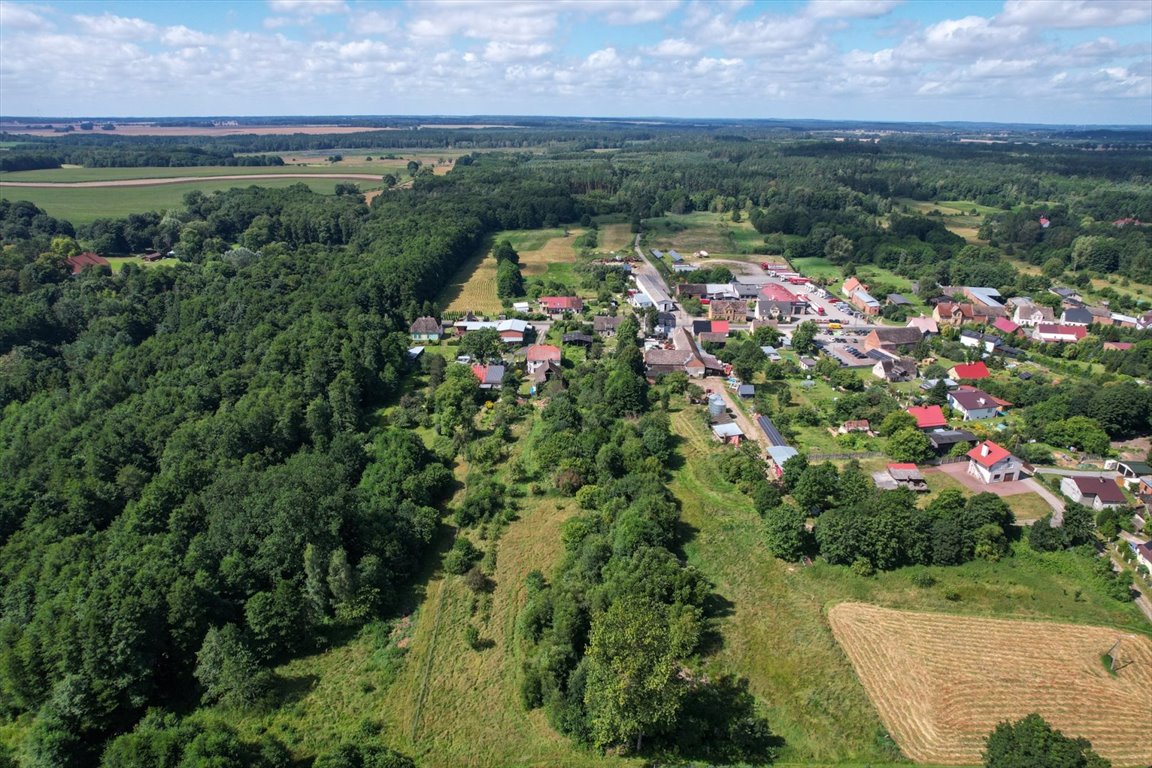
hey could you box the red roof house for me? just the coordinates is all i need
[950,361,990,380]
[539,296,583,314]
[710,320,730,336]
[966,440,1027,484]
[907,405,948,430]
[1036,323,1087,342]
[66,251,110,275]
[992,317,1021,335]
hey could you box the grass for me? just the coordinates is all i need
[1006,492,1056,523]
[791,257,842,281]
[0,165,380,182]
[104,256,183,273]
[596,223,633,253]
[0,177,366,225]
[642,211,764,260]
[667,405,1150,766]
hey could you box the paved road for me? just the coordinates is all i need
[1022,478,1066,526]
[1033,467,1115,478]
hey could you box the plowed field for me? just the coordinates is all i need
[828,602,1152,766]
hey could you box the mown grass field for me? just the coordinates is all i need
[0,177,364,225]
[667,405,1150,766]
[441,228,588,315]
[830,603,1152,766]
[643,211,764,260]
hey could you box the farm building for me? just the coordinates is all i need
[991,317,1021,335]
[872,357,918,382]
[712,422,744,445]
[906,316,939,335]
[1036,323,1087,343]
[765,445,799,478]
[863,326,923,354]
[539,296,583,315]
[874,463,929,492]
[967,440,1026,484]
[66,251,110,275]
[908,405,948,430]
[730,282,761,299]
[471,364,506,390]
[409,316,442,342]
[964,287,1004,308]
[636,274,676,312]
[886,293,912,307]
[1060,476,1127,510]
[736,384,755,398]
[497,319,529,344]
[948,361,990,380]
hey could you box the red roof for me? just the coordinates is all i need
[888,463,918,471]
[907,405,948,430]
[1037,323,1087,340]
[951,361,990,380]
[525,344,561,362]
[66,251,109,274]
[1103,342,1133,351]
[1069,476,1126,504]
[967,440,1012,468]
[539,296,583,311]
[710,320,730,335]
[992,317,1020,335]
[471,364,486,381]
[759,283,799,302]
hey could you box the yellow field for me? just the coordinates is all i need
[596,223,633,252]
[829,602,1152,766]
[441,247,504,314]
[442,229,585,314]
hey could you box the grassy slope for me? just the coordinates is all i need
[667,406,1150,767]
[0,178,363,225]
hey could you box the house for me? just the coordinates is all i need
[878,463,929,492]
[1109,313,1138,328]
[842,276,867,297]
[1131,540,1152,573]
[736,384,755,398]
[66,251,110,275]
[848,287,881,315]
[530,360,564,390]
[797,357,818,371]
[1117,460,1152,485]
[730,282,761,299]
[948,389,1001,420]
[1085,306,1112,326]
[692,319,712,335]
[886,293,912,307]
[863,326,923,354]
[704,283,738,300]
[678,284,708,298]
[561,332,593,347]
[928,429,977,453]
[1138,311,1152,331]
[709,299,747,323]
[655,312,677,337]
[992,317,1021,336]
[756,299,794,322]
[967,440,1026,483]
[644,348,704,378]
[524,344,561,373]
[906,316,939,335]
[1050,286,1083,303]
[872,357,918,382]
[409,316,442,342]
[539,296,583,315]
[964,287,1003,308]
[1060,307,1093,326]
[1103,342,1133,352]
[698,332,729,345]
[908,405,948,430]
[497,318,530,345]
[840,419,871,433]
[471,364,506,390]
[1036,323,1087,343]
[629,291,654,309]
[933,302,1004,326]
[594,315,623,337]
[959,330,999,353]
[1012,301,1055,327]
[949,361,990,380]
[1060,476,1127,510]
[919,377,958,391]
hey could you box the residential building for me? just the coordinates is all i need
[709,299,747,322]
[730,282,761,299]
[908,405,948,430]
[963,287,1004,308]
[1117,460,1152,484]
[655,312,677,337]
[66,251,109,275]
[1060,476,1127,510]
[561,332,593,347]
[593,315,623,337]
[863,326,923,354]
[967,440,1026,483]
[539,296,583,315]
[1036,323,1087,343]
[906,316,939,335]
[1060,307,1093,326]
[872,357,918,382]
[948,361,990,380]
[756,299,795,322]
[927,429,977,453]
[1012,301,1055,327]
[408,316,442,342]
[1131,540,1152,573]
[1103,341,1134,352]
[959,330,999,354]
[992,317,1021,336]
[759,283,807,315]
[497,318,529,345]
[471,364,506,390]
[949,389,1001,420]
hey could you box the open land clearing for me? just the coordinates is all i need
[441,228,587,314]
[829,602,1152,766]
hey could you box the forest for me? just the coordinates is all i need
[1,126,1151,766]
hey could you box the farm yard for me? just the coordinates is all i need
[829,602,1152,767]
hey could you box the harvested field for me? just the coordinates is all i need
[829,602,1152,767]
[442,229,585,314]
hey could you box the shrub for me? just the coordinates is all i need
[444,538,482,575]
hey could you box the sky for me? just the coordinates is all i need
[1,0,1150,125]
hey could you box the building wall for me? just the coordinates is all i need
[1060,477,1085,504]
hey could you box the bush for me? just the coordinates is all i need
[911,571,937,588]
[444,538,482,575]
[851,557,876,577]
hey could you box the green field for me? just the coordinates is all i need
[667,406,1149,767]
[0,177,366,224]
[643,211,766,260]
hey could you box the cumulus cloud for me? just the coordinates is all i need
[267,0,347,15]
[483,41,552,62]
[73,13,158,40]
[805,0,901,20]
[644,37,701,57]
[0,3,52,30]
[999,0,1152,28]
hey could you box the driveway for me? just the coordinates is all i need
[702,377,760,445]
[930,463,1065,524]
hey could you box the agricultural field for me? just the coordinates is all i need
[595,222,633,252]
[668,406,1150,766]
[441,228,588,314]
[829,602,1152,767]
[0,177,369,225]
[643,211,766,261]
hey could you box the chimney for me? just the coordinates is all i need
[981,444,990,457]
[978,398,986,405]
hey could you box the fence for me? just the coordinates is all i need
[808,451,884,461]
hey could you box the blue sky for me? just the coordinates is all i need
[1,0,1149,124]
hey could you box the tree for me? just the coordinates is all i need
[791,321,818,356]
[879,409,917,437]
[1044,417,1110,455]
[459,327,502,362]
[496,260,524,298]
[1061,503,1096,547]
[314,744,415,768]
[779,454,809,492]
[983,713,1111,768]
[927,379,949,407]
[406,160,421,176]
[763,504,812,560]
[1027,516,1067,552]
[194,625,274,709]
[887,427,932,464]
[791,463,839,513]
[584,596,697,752]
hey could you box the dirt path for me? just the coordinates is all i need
[702,377,760,444]
[0,173,386,188]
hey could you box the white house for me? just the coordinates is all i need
[967,440,1026,484]
[1060,475,1127,511]
[948,389,1001,420]
[1132,540,1152,573]
[1012,301,1054,327]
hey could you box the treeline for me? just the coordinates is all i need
[0,145,284,172]
[517,321,775,761]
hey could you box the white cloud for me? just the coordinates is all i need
[645,37,701,57]
[584,47,622,70]
[483,41,552,62]
[350,10,399,35]
[0,3,52,30]
[266,0,347,15]
[598,0,681,25]
[999,0,1152,29]
[73,13,158,40]
[805,0,901,19]
[161,25,215,46]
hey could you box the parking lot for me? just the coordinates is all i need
[820,340,879,367]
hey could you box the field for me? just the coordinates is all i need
[667,406,1149,766]
[895,199,992,244]
[0,177,368,224]
[596,222,633,252]
[829,602,1152,766]
[643,211,765,260]
[441,228,587,315]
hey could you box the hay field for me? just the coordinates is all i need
[597,223,633,252]
[829,602,1152,767]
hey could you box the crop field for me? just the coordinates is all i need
[596,222,633,252]
[441,229,586,314]
[0,177,366,225]
[643,212,764,260]
[829,602,1152,766]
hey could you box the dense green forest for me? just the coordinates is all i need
[2,129,1151,765]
